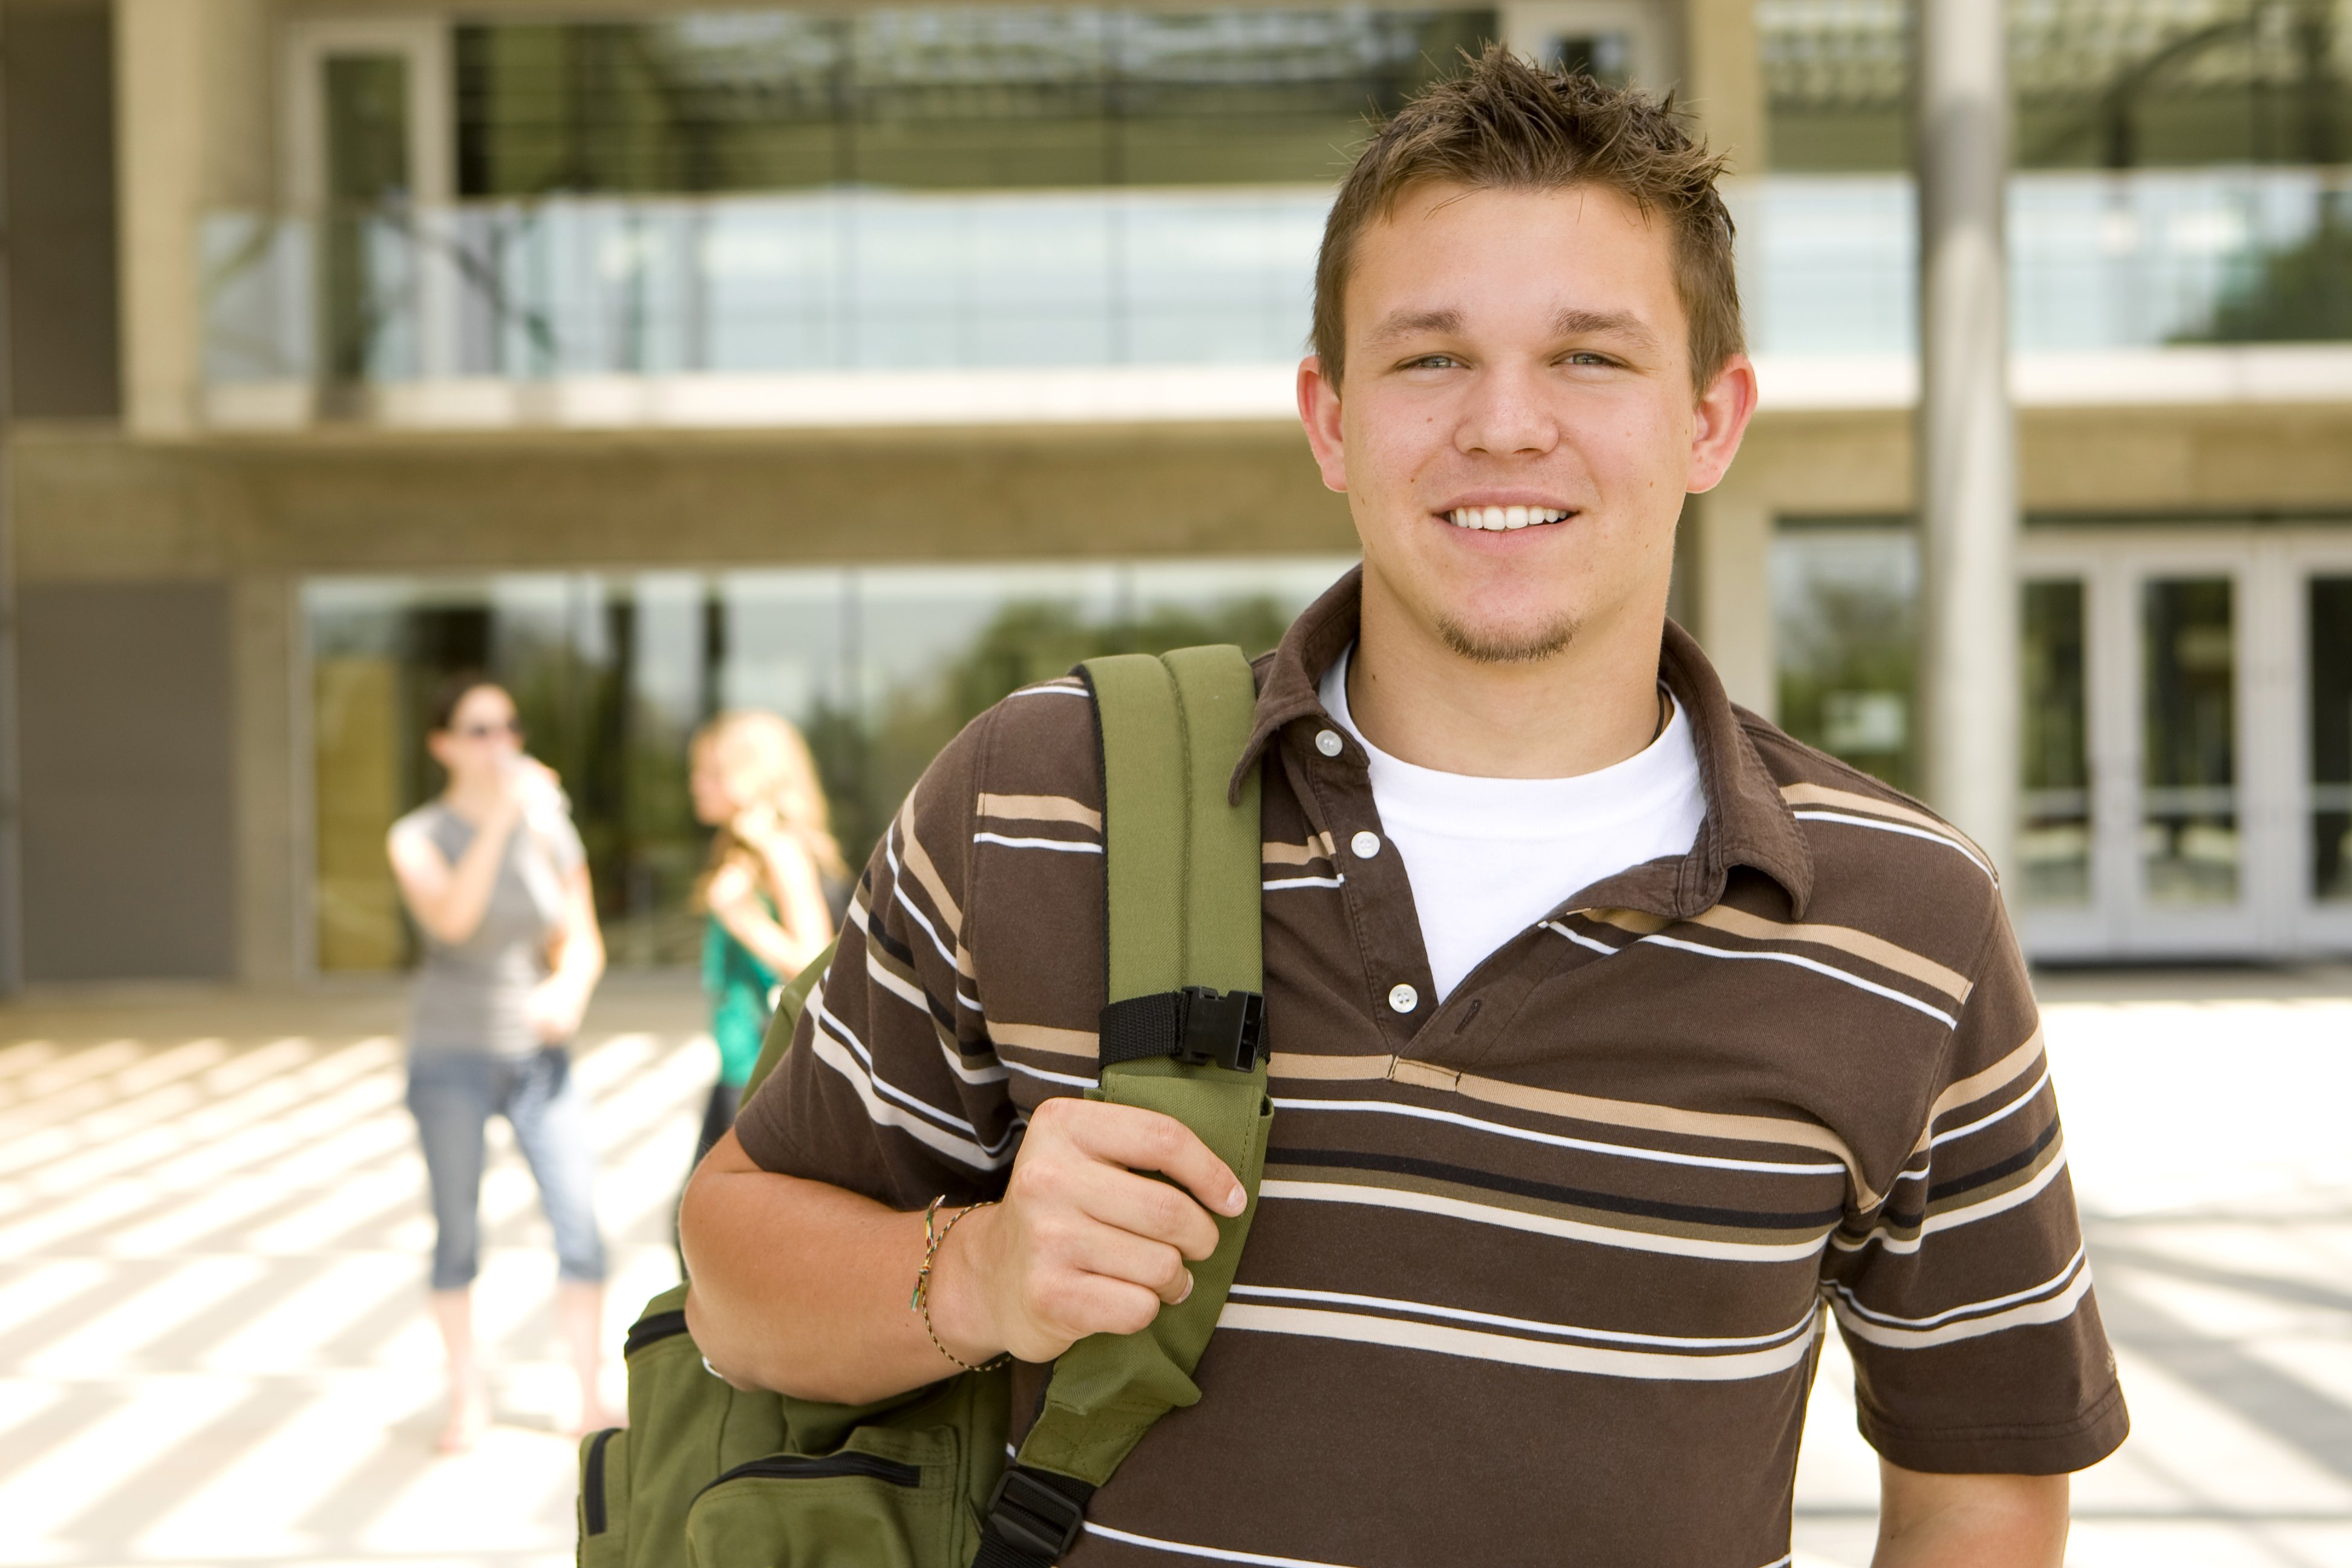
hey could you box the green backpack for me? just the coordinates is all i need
[579,645,1272,1568]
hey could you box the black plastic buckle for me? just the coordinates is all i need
[1173,986,1266,1074]
[985,1467,1088,1561]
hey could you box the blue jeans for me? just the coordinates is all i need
[407,1047,608,1292]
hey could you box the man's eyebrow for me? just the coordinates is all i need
[1364,307,1463,346]
[1553,307,1659,348]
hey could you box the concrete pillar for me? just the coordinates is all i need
[1914,0,2017,879]
[1682,0,1769,175]
[1690,484,1776,717]
[115,0,270,438]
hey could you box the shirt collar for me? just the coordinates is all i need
[1234,566,1814,918]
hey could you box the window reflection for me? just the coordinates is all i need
[2021,578,2091,906]
[453,10,1497,197]
[2141,576,2239,904]
[1771,521,1918,794]
[1763,1,2352,174]
[305,558,1353,971]
[2311,575,2352,900]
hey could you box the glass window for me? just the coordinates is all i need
[2311,575,2352,900]
[324,54,414,384]
[453,8,1497,197]
[1761,1,2352,174]
[305,557,1355,971]
[1771,520,1919,794]
[2020,577,2091,906]
[2141,575,2239,904]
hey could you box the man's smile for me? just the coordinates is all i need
[1442,504,1575,532]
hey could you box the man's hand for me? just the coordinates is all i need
[929,1096,1247,1367]
[1874,1462,2068,1567]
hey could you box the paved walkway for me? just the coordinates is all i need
[1,969,2348,1567]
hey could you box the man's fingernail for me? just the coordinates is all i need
[1176,1273,1195,1303]
[1223,1184,1246,1215]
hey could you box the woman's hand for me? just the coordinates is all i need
[728,800,785,850]
[501,756,565,822]
[526,973,589,1042]
[529,969,592,1044]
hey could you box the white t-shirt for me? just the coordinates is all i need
[1320,645,1708,1002]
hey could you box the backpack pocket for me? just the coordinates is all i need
[578,1425,629,1568]
[684,1426,974,1568]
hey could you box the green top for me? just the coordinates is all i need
[702,910,779,1087]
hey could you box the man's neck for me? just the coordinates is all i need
[1345,578,1669,781]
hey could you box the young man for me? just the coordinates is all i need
[682,50,2127,1568]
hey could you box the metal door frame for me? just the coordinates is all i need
[2021,525,2352,962]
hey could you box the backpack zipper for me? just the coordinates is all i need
[581,1426,621,1535]
[623,1310,690,1357]
[699,1451,924,1495]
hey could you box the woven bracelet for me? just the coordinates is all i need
[911,1195,1009,1374]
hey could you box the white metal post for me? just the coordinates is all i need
[1915,0,2019,884]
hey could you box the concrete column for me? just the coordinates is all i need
[1914,0,2017,879]
[1682,0,1769,175]
[1690,484,1776,718]
[115,0,270,438]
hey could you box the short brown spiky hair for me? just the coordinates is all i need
[1313,46,1743,395]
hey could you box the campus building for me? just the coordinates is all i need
[11,0,2352,983]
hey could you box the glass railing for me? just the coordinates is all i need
[202,186,1331,385]
[201,166,2352,397]
[1748,166,2352,357]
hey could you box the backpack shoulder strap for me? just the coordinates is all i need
[739,935,837,1102]
[976,645,1269,1567]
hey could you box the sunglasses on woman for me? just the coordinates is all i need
[457,719,524,740]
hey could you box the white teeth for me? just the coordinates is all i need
[1446,506,1571,530]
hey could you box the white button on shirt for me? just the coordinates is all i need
[1350,831,1382,858]
[1387,983,1419,1014]
[1322,643,1707,1004]
[1315,730,1344,757]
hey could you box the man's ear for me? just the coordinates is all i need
[1296,356,1349,494]
[1686,353,1759,495]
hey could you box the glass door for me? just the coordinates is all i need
[2295,537,2352,953]
[2022,532,2263,957]
[2137,574,2242,911]
[2019,528,2352,960]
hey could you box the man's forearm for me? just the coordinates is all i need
[678,1132,999,1404]
[1873,1463,2068,1568]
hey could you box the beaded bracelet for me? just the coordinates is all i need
[911,1195,1009,1373]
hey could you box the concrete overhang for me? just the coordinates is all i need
[194,344,2352,439]
[1755,343,2352,416]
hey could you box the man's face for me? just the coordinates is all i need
[1299,181,1753,665]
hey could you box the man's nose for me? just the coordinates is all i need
[1455,364,1560,456]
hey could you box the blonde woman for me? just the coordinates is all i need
[685,711,843,1165]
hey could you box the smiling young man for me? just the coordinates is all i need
[681,50,2128,1568]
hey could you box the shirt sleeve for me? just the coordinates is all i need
[1817,902,2129,1474]
[731,708,1021,1210]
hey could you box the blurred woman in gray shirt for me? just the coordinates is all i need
[387,675,610,1452]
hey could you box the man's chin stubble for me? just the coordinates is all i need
[1434,612,1581,665]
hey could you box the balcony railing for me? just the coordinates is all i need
[199,168,2352,422]
[201,186,1330,388]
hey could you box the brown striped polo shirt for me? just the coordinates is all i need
[734,567,2129,1568]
